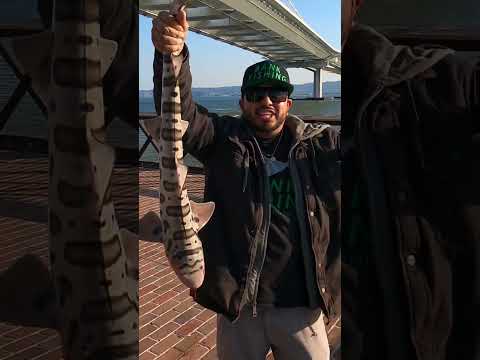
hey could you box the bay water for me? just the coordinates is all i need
[140,96,240,164]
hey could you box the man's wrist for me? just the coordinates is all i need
[154,44,189,63]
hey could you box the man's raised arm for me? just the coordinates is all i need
[151,9,228,163]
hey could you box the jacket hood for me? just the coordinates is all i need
[343,24,455,88]
[285,114,331,141]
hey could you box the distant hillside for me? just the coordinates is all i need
[290,82,340,98]
[140,81,340,99]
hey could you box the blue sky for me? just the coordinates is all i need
[139,0,340,89]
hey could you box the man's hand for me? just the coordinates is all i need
[151,6,188,56]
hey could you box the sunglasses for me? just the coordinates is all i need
[244,88,289,103]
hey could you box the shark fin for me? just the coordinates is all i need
[119,228,139,265]
[119,212,163,250]
[191,201,215,231]
[1,34,116,105]
[0,254,57,329]
[141,116,163,144]
[139,211,163,242]
[99,37,118,77]
[2,31,53,105]
[178,164,188,189]
[179,119,189,137]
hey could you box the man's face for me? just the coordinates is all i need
[342,0,363,48]
[240,86,293,138]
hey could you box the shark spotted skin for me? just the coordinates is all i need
[49,1,139,357]
[50,1,139,357]
[134,0,215,290]
[3,0,139,358]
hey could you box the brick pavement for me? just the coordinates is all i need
[0,157,222,360]
[0,154,62,359]
[139,171,282,360]
[0,155,337,360]
[138,170,221,360]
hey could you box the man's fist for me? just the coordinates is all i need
[151,6,188,56]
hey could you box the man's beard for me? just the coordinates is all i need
[243,112,286,135]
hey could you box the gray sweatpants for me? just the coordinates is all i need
[216,306,330,360]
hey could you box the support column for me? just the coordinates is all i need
[313,68,323,98]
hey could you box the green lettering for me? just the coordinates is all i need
[285,193,295,211]
[271,178,283,193]
[275,193,284,211]
[261,64,267,75]
[285,178,292,193]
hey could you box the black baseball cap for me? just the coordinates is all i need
[241,60,294,95]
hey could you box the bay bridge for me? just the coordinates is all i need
[140,0,341,98]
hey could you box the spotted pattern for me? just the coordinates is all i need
[166,204,191,217]
[161,128,183,142]
[53,58,102,88]
[173,228,196,241]
[54,125,89,154]
[58,180,96,208]
[47,1,139,357]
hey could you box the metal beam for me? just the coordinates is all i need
[266,56,318,63]
[194,29,266,37]
[140,0,206,10]
[276,60,331,70]
[189,18,236,28]
[213,33,272,41]
[201,0,336,59]
[262,49,309,55]
[239,45,287,50]
[187,7,231,20]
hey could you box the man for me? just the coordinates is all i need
[151,8,340,360]
[341,0,480,359]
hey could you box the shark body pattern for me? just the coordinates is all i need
[138,0,215,289]
[49,1,139,357]
[5,0,139,358]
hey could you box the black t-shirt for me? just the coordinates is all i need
[255,129,310,307]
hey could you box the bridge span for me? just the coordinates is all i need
[139,0,341,97]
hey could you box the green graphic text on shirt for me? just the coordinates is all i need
[270,168,295,214]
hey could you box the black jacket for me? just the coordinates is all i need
[342,24,480,360]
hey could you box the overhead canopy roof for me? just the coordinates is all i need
[139,0,341,74]
[357,0,479,28]
[356,0,480,50]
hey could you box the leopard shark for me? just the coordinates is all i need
[2,0,138,357]
[131,0,215,289]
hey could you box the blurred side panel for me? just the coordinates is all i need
[0,0,139,358]
[342,0,480,359]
